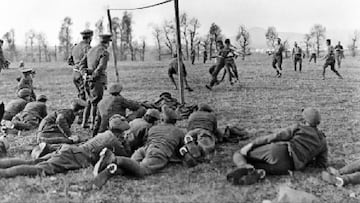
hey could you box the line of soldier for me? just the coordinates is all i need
[0,30,358,191]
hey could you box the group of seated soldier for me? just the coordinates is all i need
[0,76,359,191]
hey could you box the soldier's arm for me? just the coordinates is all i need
[78,54,88,75]
[112,138,132,157]
[56,114,72,137]
[313,144,328,168]
[251,124,297,148]
[93,51,109,78]
[123,98,142,111]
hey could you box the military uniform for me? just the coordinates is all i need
[203,50,208,64]
[3,99,28,121]
[272,42,284,77]
[93,94,142,135]
[17,69,36,101]
[11,99,47,131]
[79,34,111,127]
[292,45,303,72]
[323,44,343,79]
[0,117,131,178]
[153,92,180,110]
[37,109,76,144]
[191,49,196,65]
[223,45,239,84]
[206,45,229,89]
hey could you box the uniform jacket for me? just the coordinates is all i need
[292,46,302,55]
[23,101,47,119]
[128,118,152,151]
[145,123,185,159]
[71,40,91,68]
[38,109,75,137]
[97,95,141,133]
[274,43,284,56]
[4,98,28,119]
[79,44,109,84]
[187,111,217,134]
[80,130,132,164]
[251,123,328,170]
[18,75,33,90]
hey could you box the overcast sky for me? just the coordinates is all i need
[1,0,359,46]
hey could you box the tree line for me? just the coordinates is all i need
[1,13,359,63]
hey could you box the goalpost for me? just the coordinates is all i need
[107,0,186,104]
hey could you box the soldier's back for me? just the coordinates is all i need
[23,101,47,118]
[72,41,91,64]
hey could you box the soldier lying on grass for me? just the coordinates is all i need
[36,99,87,144]
[3,95,48,131]
[227,107,328,185]
[179,103,219,167]
[2,88,32,121]
[0,114,131,178]
[91,105,185,188]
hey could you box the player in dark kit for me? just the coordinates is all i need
[292,42,303,72]
[272,38,284,77]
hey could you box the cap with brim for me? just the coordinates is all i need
[21,68,33,73]
[108,83,123,94]
[159,92,171,98]
[109,114,130,131]
[145,109,160,120]
[80,29,94,37]
[37,95,47,101]
[198,103,213,112]
[99,34,112,43]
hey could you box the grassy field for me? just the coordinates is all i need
[0,54,360,202]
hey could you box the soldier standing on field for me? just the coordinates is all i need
[323,39,343,80]
[68,29,93,124]
[79,34,112,129]
[0,39,10,72]
[334,41,344,69]
[292,42,303,72]
[272,38,284,78]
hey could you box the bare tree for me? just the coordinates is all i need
[111,17,121,60]
[2,29,17,60]
[349,30,360,57]
[265,26,278,48]
[25,30,36,61]
[189,17,200,57]
[162,20,175,56]
[180,13,190,60]
[36,32,47,62]
[310,24,326,56]
[303,34,312,57]
[58,17,73,60]
[236,25,250,60]
[208,23,222,58]
[152,25,162,61]
[140,37,146,61]
[121,12,134,61]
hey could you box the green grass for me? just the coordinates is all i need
[0,54,360,202]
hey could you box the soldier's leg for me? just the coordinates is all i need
[168,68,178,90]
[181,68,193,91]
[294,58,297,71]
[130,147,146,162]
[81,102,91,128]
[272,58,280,75]
[340,172,360,186]
[330,63,343,79]
[92,113,101,137]
[299,58,302,72]
[339,159,360,175]
[0,165,44,178]
[278,56,283,71]
[231,60,239,80]
[246,143,293,175]
[233,149,252,168]
[0,158,37,168]
[322,63,328,79]
[314,54,317,63]
[90,81,104,128]
[209,62,225,87]
[114,156,147,178]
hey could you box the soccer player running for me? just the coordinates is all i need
[322,39,343,80]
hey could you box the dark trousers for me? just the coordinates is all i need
[272,55,282,72]
[323,58,342,78]
[309,54,316,63]
[233,143,294,175]
[209,59,225,87]
[294,55,302,71]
